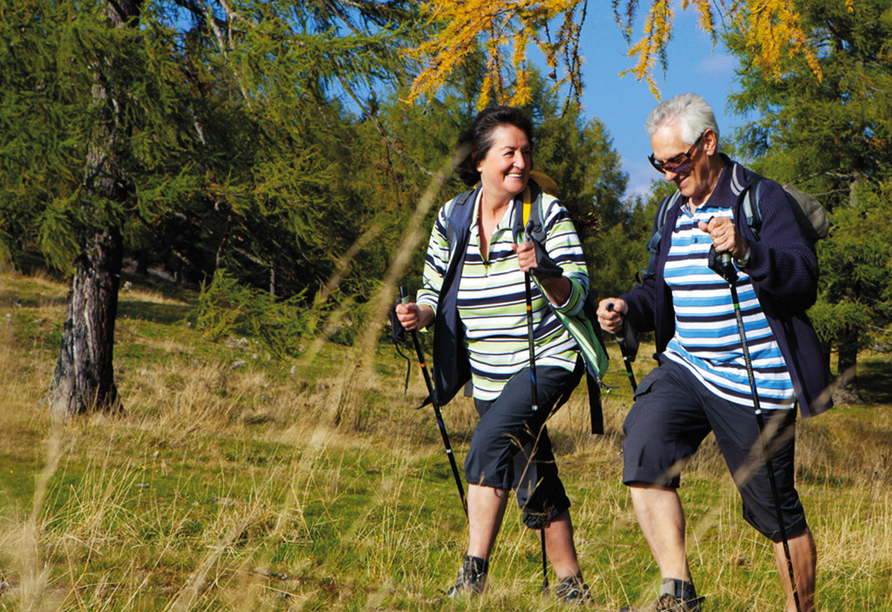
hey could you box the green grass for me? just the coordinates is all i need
[1,271,891,611]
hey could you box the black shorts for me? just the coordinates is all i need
[622,358,808,542]
[465,357,583,529]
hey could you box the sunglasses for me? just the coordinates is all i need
[648,132,705,175]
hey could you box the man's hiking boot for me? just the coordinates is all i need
[446,556,487,597]
[619,593,703,612]
[619,578,703,612]
[555,575,592,604]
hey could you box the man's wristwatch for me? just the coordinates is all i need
[733,246,751,269]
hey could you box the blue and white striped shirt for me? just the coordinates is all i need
[662,193,795,410]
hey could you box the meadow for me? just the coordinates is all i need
[1,270,890,611]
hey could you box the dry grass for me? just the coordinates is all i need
[0,271,891,611]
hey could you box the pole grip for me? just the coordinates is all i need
[606,301,625,343]
[719,251,738,284]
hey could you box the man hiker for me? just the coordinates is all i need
[597,93,831,612]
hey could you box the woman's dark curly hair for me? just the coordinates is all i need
[452,106,534,187]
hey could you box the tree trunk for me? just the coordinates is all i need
[0,253,13,274]
[834,330,863,404]
[48,0,141,418]
[49,228,123,417]
[135,249,149,276]
[820,341,832,374]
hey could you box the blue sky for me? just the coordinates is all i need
[573,4,745,198]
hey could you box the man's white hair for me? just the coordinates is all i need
[645,93,720,149]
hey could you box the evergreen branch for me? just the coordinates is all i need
[335,76,444,180]
[809,188,852,198]
[172,0,252,104]
[231,246,268,268]
[320,223,383,302]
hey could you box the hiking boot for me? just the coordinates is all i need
[619,579,703,612]
[619,593,704,612]
[555,575,592,604]
[446,556,487,597]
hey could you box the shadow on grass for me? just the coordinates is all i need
[117,300,194,326]
[0,290,68,309]
[857,358,892,405]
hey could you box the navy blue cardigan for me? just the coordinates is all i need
[621,159,832,418]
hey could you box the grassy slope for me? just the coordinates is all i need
[0,271,890,611]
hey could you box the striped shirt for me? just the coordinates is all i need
[417,190,587,401]
[662,176,795,410]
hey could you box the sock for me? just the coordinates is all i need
[465,555,488,575]
[660,577,697,600]
[465,555,489,575]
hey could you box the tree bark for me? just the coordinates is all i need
[48,0,141,418]
[135,249,149,276]
[833,330,863,405]
[49,228,123,417]
[0,253,13,275]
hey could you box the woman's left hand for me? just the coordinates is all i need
[512,241,538,273]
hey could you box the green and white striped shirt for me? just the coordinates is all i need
[417,190,589,401]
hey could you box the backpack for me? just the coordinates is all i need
[443,173,609,434]
[639,171,829,284]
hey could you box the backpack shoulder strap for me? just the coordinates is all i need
[740,171,765,241]
[638,190,682,284]
[656,190,681,235]
[444,187,478,255]
[513,180,546,243]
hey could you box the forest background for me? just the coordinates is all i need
[0,0,891,610]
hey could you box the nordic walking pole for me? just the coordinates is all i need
[717,253,802,612]
[522,229,548,594]
[399,287,468,519]
[607,302,637,393]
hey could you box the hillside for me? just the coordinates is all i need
[1,271,890,611]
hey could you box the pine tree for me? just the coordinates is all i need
[727,0,892,402]
[406,0,835,105]
[0,0,422,416]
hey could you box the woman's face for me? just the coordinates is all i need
[476,124,531,204]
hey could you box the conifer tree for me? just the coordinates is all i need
[728,0,892,402]
[0,0,421,416]
[407,0,839,105]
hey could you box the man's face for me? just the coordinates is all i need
[650,123,716,205]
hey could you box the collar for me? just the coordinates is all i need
[725,153,749,198]
[470,189,519,232]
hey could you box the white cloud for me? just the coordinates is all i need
[697,53,736,78]
[623,156,659,199]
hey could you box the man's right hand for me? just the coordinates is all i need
[597,298,627,335]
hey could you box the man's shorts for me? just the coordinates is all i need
[622,358,808,542]
[465,358,583,529]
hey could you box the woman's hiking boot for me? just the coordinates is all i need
[555,575,592,604]
[446,556,487,597]
[619,578,703,612]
